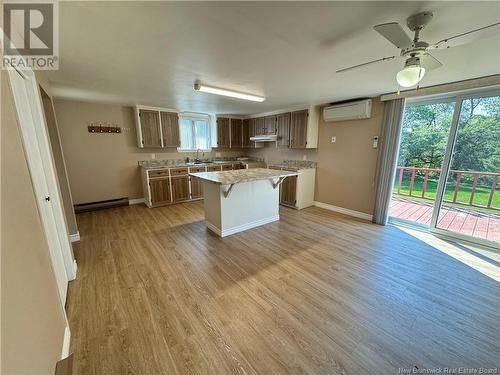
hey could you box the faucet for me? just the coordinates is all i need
[195,149,201,163]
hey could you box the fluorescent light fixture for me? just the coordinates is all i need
[194,82,265,102]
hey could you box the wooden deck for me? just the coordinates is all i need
[390,198,500,243]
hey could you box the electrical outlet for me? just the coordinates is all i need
[302,154,307,161]
[331,136,336,144]
[373,136,379,149]
[151,153,156,159]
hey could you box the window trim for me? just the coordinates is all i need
[177,112,214,152]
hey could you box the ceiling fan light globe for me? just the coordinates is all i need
[396,66,426,87]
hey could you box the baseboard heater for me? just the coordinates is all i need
[74,197,129,213]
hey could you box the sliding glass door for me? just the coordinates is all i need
[433,93,500,245]
[389,100,456,227]
[390,90,500,248]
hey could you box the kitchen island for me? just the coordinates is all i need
[189,168,298,237]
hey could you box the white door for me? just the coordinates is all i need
[7,67,75,304]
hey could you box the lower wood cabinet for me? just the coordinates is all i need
[143,163,243,207]
[171,175,190,202]
[149,178,172,205]
[280,175,297,207]
[190,176,203,199]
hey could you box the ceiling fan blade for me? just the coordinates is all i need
[373,22,413,49]
[336,56,396,73]
[420,53,443,71]
[431,22,500,49]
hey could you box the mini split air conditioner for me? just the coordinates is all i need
[323,99,372,122]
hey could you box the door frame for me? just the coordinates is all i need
[7,66,77,302]
[389,87,500,250]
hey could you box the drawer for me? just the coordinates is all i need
[233,164,246,170]
[170,167,189,176]
[189,166,206,173]
[222,164,233,171]
[268,166,282,171]
[148,169,170,178]
[207,165,222,172]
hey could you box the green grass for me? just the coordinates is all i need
[393,174,499,209]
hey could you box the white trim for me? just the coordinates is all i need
[129,198,146,205]
[61,325,71,359]
[313,201,373,221]
[69,232,80,242]
[206,215,280,237]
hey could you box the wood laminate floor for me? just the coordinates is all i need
[67,201,500,374]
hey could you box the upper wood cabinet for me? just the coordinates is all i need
[138,109,162,148]
[290,110,308,149]
[242,119,255,148]
[230,118,243,148]
[254,117,266,135]
[136,106,180,149]
[276,112,291,147]
[264,115,277,135]
[289,107,319,149]
[160,111,180,148]
[216,117,231,148]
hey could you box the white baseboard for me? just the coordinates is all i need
[129,198,146,205]
[206,215,280,237]
[313,201,373,221]
[69,231,80,242]
[61,325,71,359]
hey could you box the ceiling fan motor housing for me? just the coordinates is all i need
[407,11,434,32]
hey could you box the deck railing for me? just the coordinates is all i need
[395,166,499,211]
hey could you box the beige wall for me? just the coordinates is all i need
[249,99,385,215]
[1,71,66,374]
[53,99,242,204]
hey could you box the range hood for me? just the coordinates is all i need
[250,134,278,142]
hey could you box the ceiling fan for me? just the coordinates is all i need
[337,11,500,88]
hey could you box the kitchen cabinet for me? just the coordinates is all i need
[149,178,172,205]
[216,117,231,148]
[138,109,162,148]
[268,166,316,209]
[242,119,253,148]
[276,112,291,147]
[207,165,222,172]
[160,111,180,148]
[290,110,308,149]
[254,117,266,135]
[190,176,203,199]
[230,118,243,148]
[264,115,277,135]
[136,105,180,149]
[171,175,190,202]
[280,175,297,207]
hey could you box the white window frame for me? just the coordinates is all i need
[177,112,215,152]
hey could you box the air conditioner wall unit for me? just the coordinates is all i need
[323,99,372,122]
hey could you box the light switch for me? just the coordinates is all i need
[373,136,379,149]
[331,136,336,144]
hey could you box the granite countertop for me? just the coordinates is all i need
[267,160,317,171]
[140,160,244,170]
[190,168,297,185]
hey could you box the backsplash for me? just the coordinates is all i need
[138,155,263,168]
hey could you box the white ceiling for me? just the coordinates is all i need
[47,1,500,115]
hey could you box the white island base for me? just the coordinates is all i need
[202,179,280,237]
